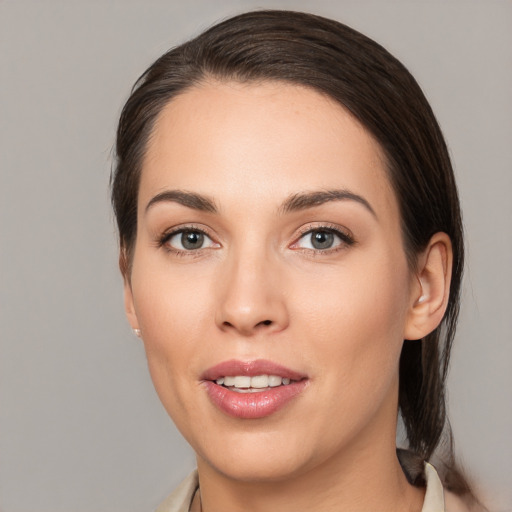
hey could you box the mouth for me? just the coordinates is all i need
[202,360,308,419]
[214,374,294,393]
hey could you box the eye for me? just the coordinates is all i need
[294,227,354,251]
[163,229,218,252]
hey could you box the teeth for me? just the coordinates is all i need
[268,375,282,387]
[223,376,235,386]
[234,376,251,388]
[231,387,269,393]
[250,375,269,388]
[215,375,292,388]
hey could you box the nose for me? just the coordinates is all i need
[215,249,289,337]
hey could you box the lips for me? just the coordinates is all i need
[201,359,308,419]
[201,359,305,381]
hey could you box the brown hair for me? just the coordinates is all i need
[112,9,472,498]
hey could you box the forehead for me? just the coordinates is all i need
[141,80,398,220]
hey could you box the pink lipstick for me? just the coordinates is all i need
[201,359,308,419]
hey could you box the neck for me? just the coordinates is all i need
[194,379,425,512]
[195,433,424,512]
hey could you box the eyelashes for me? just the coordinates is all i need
[162,229,217,251]
[157,225,219,257]
[292,224,355,252]
[157,223,355,257]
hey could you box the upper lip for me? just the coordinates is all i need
[201,359,306,381]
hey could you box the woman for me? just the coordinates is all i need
[111,10,480,512]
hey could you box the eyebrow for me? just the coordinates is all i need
[280,189,377,218]
[144,188,376,218]
[145,190,218,214]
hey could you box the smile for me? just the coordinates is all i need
[202,360,308,419]
[216,375,293,392]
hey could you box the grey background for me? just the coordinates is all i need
[1,1,511,511]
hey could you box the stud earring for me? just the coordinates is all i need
[415,275,427,305]
[133,328,141,338]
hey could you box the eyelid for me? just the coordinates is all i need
[290,222,355,251]
[158,223,220,254]
[156,222,354,255]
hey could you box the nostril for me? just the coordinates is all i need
[220,318,274,332]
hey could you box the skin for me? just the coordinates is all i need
[124,81,452,512]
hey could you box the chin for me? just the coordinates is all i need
[205,453,308,483]
[194,427,324,483]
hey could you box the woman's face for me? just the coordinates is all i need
[125,81,418,481]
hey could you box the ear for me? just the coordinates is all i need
[124,278,139,328]
[403,232,453,341]
[121,255,140,333]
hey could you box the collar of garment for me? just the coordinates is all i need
[155,462,445,512]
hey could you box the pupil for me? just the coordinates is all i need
[312,231,333,249]
[182,231,204,249]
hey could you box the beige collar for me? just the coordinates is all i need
[156,462,445,512]
[422,462,445,512]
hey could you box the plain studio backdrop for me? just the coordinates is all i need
[0,1,510,511]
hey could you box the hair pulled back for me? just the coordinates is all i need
[112,9,468,495]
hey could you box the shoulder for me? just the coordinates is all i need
[155,471,198,512]
[445,491,470,512]
[424,463,484,512]
[445,491,486,512]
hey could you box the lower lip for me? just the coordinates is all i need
[204,380,308,419]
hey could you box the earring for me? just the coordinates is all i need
[416,275,427,304]
[133,328,141,338]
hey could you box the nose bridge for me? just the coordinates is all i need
[216,240,288,335]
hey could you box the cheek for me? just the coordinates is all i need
[132,250,214,339]
[130,257,215,412]
[294,253,410,394]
